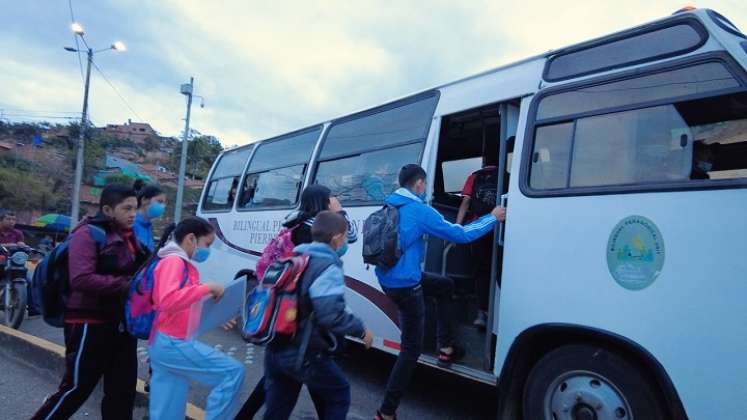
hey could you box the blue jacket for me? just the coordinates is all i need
[294,242,366,352]
[133,212,154,252]
[375,188,497,288]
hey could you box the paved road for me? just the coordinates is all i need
[0,339,148,420]
[18,318,497,419]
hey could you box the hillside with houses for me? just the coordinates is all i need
[0,119,222,228]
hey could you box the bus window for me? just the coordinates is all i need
[238,127,321,210]
[313,92,437,204]
[529,91,747,190]
[315,142,422,203]
[202,146,254,211]
[319,92,438,161]
[241,164,305,208]
[442,157,482,193]
[529,123,574,190]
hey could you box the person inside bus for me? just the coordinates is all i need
[236,184,357,419]
[373,164,506,420]
[691,141,718,180]
[455,137,513,328]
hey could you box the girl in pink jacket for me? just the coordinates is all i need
[149,217,245,420]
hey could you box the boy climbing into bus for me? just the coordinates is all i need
[372,164,506,420]
[263,210,374,420]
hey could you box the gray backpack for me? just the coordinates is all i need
[362,204,402,269]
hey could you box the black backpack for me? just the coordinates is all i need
[31,225,106,327]
[469,169,499,216]
[362,204,402,269]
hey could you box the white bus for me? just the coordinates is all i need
[197,8,747,419]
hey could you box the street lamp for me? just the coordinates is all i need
[174,78,205,222]
[64,22,126,224]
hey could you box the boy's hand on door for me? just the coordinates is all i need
[491,207,507,222]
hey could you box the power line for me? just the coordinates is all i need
[91,61,144,122]
[68,0,84,82]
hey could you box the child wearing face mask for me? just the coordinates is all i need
[133,180,168,253]
[262,211,374,420]
[148,217,246,420]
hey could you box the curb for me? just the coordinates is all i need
[0,324,206,420]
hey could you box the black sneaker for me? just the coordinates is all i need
[437,344,466,367]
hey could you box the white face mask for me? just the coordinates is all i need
[697,161,713,172]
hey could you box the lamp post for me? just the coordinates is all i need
[174,78,205,222]
[65,22,126,223]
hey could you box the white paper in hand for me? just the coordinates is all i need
[189,278,246,339]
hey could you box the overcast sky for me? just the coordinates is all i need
[0,1,744,146]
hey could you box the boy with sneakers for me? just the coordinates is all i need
[263,211,374,420]
[374,164,506,420]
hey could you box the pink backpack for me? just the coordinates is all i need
[255,226,297,280]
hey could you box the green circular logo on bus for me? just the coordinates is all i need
[607,216,665,290]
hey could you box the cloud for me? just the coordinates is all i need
[0,1,745,147]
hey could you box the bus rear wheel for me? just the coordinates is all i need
[523,344,666,420]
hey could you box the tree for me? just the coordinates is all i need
[169,135,223,179]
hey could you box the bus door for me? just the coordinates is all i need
[427,99,520,373]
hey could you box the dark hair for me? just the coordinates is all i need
[398,164,427,188]
[158,216,214,248]
[311,211,348,243]
[100,184,137,211]
[133,180,164,207]
[0,210,15,221]
[299,184,332,218]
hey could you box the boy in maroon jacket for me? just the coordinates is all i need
[32,185,148,420]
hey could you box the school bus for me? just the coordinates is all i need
[197,8,747,419]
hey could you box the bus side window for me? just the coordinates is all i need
[202,146,254,212]
[313,92,438,204]
[238,127,321,211]
[529,61,747,192]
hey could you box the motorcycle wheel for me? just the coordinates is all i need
[3,281,27,329]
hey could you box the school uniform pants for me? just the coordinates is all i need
[263,346,351,420]
[379,273,456,416]
[31,322,137,420]
[149,332,245,420]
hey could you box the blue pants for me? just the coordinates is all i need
[263,347,351,420]
[149,333,246,420]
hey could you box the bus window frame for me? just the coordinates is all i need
[312,140,427,207]
[542,16,709,83]
[521,51,747,198]
[707,9,747,40]
[199,144,256,214]
[309,90,439,207]
[235,125,324,213]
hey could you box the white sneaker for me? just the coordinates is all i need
[473,311,487,328]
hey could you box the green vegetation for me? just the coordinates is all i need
[168,135,223,179]
[0,160,70,213]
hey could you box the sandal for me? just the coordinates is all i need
[437,344,466,367]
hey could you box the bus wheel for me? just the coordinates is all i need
[523,344,666,420]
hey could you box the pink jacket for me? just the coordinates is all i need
[152,242,210,340]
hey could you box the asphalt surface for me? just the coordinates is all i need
[0,338,148,420]
[16,318,498,419]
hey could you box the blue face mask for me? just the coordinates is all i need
[336,241,349,258]
[192,246,211,263]
[146,202,166,219]
[416,191,427,201]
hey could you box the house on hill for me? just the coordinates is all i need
[103,119,158,145]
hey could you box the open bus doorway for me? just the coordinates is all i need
[424,101,517,373]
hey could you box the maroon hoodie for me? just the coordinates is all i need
[65,214,148,324]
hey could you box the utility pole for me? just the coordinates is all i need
[174,77,194,222]
[70,47,93,224]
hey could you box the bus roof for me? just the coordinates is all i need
[223,8,723,154]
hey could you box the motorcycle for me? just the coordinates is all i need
[0,245,41,329]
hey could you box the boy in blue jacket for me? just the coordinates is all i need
[264,211,374,420]
[375,164,506,420]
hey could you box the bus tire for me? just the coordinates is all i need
[522,343,667,420]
